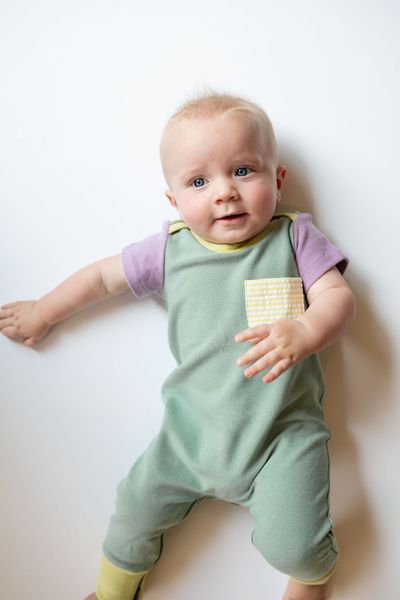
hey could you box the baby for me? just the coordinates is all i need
[0,92,355,600]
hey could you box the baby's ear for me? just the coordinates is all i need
[165,189,177,208]
[276,165,286,191]
[275,165,286,203]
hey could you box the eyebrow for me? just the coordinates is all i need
[180,167,207,182]
[233,154,264,165]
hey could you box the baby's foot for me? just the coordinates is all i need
[83,594,98,600]
[283,578,327,600]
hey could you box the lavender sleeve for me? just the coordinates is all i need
[122,221,170,298]
[294,213,349,293]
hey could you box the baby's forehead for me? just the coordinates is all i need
[162,110,269,150]
[160,109,277,168]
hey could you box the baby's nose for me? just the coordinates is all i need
[213,179,240,203]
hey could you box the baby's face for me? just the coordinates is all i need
[162,110,285,244]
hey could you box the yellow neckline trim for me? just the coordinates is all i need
[191,224,271,253]
[168,212,298,254]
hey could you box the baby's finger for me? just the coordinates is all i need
[235,324,271,343]
[238,336,264,345]
[237,337,274,367]
[24,337,37,348]
[247,337,263,346]
[0,308,14,318]
[262,358,292,383]
[1,302,18,310]
[242,349,280,377]
[1,325,20,339]
[0,317,15,330]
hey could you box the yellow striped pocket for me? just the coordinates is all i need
[244,277,305,327]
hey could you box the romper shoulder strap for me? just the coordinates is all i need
[168,220,188,235]
[273,211,299,222]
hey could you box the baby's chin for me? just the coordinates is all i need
[203,229,258,245]
[207,219,269,244]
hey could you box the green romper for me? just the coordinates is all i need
[98,214,344,599]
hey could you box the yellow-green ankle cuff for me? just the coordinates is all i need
[96,555,149,600]
[290,564,336,586]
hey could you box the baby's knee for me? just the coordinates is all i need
[252,529,338,583]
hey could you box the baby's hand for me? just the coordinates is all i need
[235,319,317,383]
[0,301,51,347]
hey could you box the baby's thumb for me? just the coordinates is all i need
[24,337,37,348]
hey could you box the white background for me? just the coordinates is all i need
[1,1,399,599]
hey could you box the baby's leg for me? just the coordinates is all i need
[94,431,204,599]
[242,420,338,595]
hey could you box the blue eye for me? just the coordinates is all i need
[236,167,250,177]
[193,177,205,188]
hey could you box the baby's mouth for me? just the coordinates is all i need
[217,212,247,221]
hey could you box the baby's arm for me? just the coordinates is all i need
[235,267,355,383]
[0,255,128,347]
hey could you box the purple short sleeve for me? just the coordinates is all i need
[122,221,170,298]
[294,213,349,293]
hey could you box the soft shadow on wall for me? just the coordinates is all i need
[280,146,394,596]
